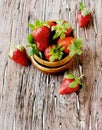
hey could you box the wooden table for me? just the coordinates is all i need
[0,0,102,130]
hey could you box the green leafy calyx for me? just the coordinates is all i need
[27,34,34,43]
[16,45,24,51]
[64,73,75,79]
[27,43,42,58]
[49,44,64,62]
[51,20,71,40]
[64,73,84,88]
[68,38,82,57]
[79,2,90,17]
[28,20,50,30]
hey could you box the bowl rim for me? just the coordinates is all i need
[30,55,75,74]
[32,54,74,67]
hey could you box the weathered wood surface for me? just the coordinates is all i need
[0,0,102,130]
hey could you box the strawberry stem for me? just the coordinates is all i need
[28,20,50,30]
[79,2,90,17]
[68,38,83,57]
[51,20,71,40]
[27,43,42,58]
[64,73,84,88]
[79,2,85,11]
[78,74,84,79]
[49,44,64,62]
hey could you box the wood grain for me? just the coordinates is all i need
[0,0,102,130]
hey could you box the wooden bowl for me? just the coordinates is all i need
[30,31,76,74]
[30,55,76,74]
[33,54,73,67]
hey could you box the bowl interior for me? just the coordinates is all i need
[33,54,74,67]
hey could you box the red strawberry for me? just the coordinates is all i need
[59,73,84,94]
[9,44,29,66]
[51,20,72,40]
[57,37,75,53]
[58,38,83,57]
[64,21,72,36]
[35,40,49,52]
[48,21,57,44]
[77,2,91,27]
[44,44,64,62]
[29,20,50,51]
[32,26,50,42]
[65,26,72,36]
[48,21,56,28]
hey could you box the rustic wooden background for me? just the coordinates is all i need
[0,0,102,130]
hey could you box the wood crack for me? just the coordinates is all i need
[10,20,13,42]
[93,11,98,35]
[17,2,20,10]
[31,95,36,125]
[42,99,45,130]
[2,61,8,90]
[76,94,80,120]
[41,0,47,20]
[84,28,89,47]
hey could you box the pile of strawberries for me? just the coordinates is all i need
[27,19,74,61]
[27,19,83,62]
[9,2,91,94]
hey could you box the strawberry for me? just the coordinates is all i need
[9,43,29,66]
[48,21,56,28]
[29,20,50,51]
[77,2,91,27]
[58,37,83,56]
[44,44,64,62]
[59,73,84,94]
[48,21,57,44]
[51,20,72,40]
[57,37,75,53]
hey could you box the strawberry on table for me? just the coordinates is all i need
[9,43,29,66]
[29,20,50,52]
[51,20,72,40]
[44,44,64,62]
[59,73,84,94]
[77,2,91,27]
